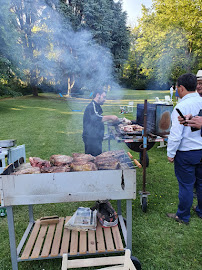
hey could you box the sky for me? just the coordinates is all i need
[121,0,153,25]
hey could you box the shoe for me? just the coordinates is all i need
[193,206,202,219]
[91,200,118,228]
[166,213,189,225]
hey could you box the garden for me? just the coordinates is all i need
[0,90,201,270]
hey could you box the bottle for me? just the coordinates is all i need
[0,208,7,217]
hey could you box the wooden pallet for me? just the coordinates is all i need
[62,249,136,270]
[20,216,124,260]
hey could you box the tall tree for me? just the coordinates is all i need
[0,0,129,96]
[0,0,56,96]
[122,27,147,89]
[58,0,130,81]
[123,0,201,89]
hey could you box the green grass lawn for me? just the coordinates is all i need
[0,90,201,270]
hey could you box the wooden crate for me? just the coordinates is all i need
[20,216,124,260]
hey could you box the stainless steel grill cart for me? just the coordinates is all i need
[0,154,140,270]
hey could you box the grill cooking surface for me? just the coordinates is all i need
[118,154,135,169]
[115,125,142,136]
[107,124,167,142]
[5,151,135,176]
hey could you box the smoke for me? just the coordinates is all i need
[0,0,120,94]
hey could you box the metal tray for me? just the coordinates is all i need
[0,140,17,148]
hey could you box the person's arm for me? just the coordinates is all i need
[167,108,184,162]
[102,115,119,122]
[89,102,119,123]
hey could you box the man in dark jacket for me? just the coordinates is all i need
[82,89,119,156]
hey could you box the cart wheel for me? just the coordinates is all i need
[131,256,141,270]
[139,152,149,167]
[141,197,147,213]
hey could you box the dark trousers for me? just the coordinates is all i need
[83,137,103,157]
[174,150,202,222]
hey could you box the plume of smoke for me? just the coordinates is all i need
[0,0,120,94]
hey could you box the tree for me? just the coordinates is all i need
[58,0,130,82]
[123,0,201,89]
[0,0,129,97]
[111,0,130,78]
[122,27,147,89]
[0,0,57,96]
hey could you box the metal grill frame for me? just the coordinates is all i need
[0,163,136,270]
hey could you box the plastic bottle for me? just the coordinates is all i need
[0,208,7,217]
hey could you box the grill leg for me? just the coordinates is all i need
[28,205,34,222]
[126,199,132,251]
[117,200,122,215]
[7,206,18,270]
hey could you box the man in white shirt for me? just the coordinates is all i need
[167,73,202,224]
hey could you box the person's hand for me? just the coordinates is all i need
[167,157,174,163]
[178,114,192,125]
[122,117,132,125]
[110,115,119,122]
[186,116,202,129]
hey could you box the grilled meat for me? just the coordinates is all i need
[119,124,144,132]
[29,157,51,168]
[12,167,41,175]
[95,157,120,170]
[40,165,70,173]
[50,155,73,166]
[13,150,128,175]
[72,153,95,162]
[71,162,97,171]
[96,150,125,159]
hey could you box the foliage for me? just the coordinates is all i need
[0,0,54,96]
[59,0,130,80]
[0,0,129,97]
[0,55,25,97]
[123,0,202,89]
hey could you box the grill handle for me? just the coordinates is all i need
[127,152,142,168]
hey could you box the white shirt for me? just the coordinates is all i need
[167,92,202,158]
[170,86,173,93]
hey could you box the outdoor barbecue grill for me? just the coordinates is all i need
[0,151,141,270]
[106,100,173,212]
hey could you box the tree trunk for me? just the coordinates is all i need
[30,69,38,96]
[67,76,75,97]
[32,85,38,96]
